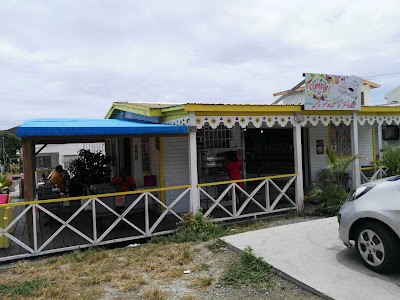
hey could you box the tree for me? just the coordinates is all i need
[68,149,112,185]
[0,132,22,172]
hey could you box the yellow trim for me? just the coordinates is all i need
[163,113,189,121]
[197,173,298,187]
[105,103,164,119]
[1,185,192,207]
[158,137,165,202]
[360,106,400,114]
[160,106,186,113]
[184,104,302,113]
[360,166,386,171]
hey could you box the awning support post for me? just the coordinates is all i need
[351,112,361,188]
[188,113,200,212]
[293,122,304,211]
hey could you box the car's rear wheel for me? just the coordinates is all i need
[355,222,400,274]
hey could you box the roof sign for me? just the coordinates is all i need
[304,73,362,110]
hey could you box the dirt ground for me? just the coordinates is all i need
[0,216,325,300]
[101,216,324,300]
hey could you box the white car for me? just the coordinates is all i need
[338,176,400,273]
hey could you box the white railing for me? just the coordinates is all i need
[0,185,190,262]
[1,174,298,262]
[198,174,298,222]
[360,166,388,183]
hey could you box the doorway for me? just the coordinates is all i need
[244,128,294,178]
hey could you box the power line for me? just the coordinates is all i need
[362,72,400,79]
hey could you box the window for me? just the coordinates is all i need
[330,123,351,156]
[141,137,151,173]
[197,125,232,149]
[62,155,79,170]
[361,92,365,106]
[36,155,52,168]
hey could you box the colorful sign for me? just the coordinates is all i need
[304,73,362,110]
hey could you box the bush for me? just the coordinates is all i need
[151,210,227,243]
[308,147,355,216]
[380,147,400,176]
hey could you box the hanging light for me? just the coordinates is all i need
[260,129,264,133]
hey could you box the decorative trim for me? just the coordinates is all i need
[358,115,400,125]
[163,114,400,128]
[191,116,295,129]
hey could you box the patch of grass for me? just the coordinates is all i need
[221,246,273,289]
[190,275,214,288]
[207,239,227,253]
[0,279,47,299]
[200,263,211,271]
[142,286,169,300]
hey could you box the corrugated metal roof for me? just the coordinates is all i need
[114,102,183,109]
[17,118,188,137]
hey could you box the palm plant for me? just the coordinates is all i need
[379,146,400,176]
[308,147,357,215]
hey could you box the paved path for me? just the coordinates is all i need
[222,217,400,300]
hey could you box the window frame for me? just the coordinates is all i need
[329,123,352,157]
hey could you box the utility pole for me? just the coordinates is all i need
[1,135,4,174]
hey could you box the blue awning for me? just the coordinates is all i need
[17,118,188,137]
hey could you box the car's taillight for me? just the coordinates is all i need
[347,185,375,201]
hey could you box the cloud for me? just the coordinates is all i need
[1,0,400,129]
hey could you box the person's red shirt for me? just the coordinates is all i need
[112,176,136,192]
[226,160,244,188]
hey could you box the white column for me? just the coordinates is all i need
[377,124,383,160]
[188,112,200,212]
[351,112,361,188]
[293,122,304,211]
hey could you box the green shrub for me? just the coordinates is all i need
[380,147,400,176]
[308,147,355,216]
[151,210,227,243]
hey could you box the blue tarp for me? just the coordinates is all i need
[17,118,188,137]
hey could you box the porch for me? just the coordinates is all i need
[0,174,298,262]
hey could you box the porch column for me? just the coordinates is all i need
[351,112,361,188]
[188,112,200,212]
[293,122,304,211]
[377,124,383,160]
[22,138,36,246]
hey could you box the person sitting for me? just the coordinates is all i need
[112,168,136,192]
[50,165,70,195]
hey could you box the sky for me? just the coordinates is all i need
[1,0,400,130]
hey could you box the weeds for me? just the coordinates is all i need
[151,210,227,243]
[190,275,214,288]
[222,246,273,289]
[142,286,169,300]
[207,239,227,253]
